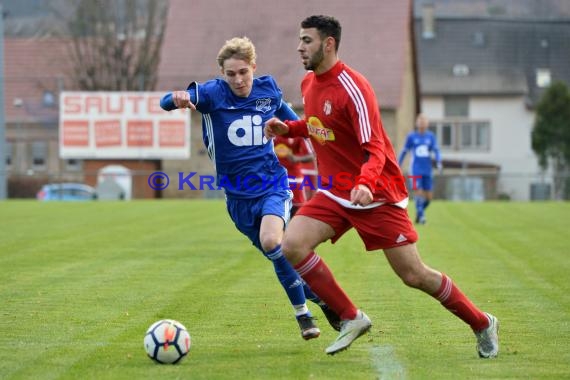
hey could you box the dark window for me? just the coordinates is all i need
[5,142,12,166]
[32,141,47,169]
[444,96,469,117]
[65,159,81,171]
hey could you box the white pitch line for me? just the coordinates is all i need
[370,345,406,380]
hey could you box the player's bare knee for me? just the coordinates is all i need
[281,238,306,265]
[400,267,436,291]
[260,234,281,253]
[399,270,424,289]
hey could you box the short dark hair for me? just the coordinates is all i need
[301,15,342,51]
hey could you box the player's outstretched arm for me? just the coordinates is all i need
[264,117,289,139]
[160,90,197,111]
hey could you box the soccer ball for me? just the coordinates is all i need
[144,319,191,364]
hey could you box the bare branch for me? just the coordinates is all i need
[53,0,169,91]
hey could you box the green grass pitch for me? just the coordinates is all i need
[0,200,568,379]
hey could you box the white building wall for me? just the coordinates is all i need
[422,95,549,200]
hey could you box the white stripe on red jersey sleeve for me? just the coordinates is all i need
[338,70,372,143]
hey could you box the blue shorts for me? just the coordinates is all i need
[410,174,433,191]
[226,190,293,252]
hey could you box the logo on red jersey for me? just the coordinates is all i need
[307,116,335,145]
[274,142,292,158]
[323,100,332,115]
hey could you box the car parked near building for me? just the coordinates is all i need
[36,183,97,201]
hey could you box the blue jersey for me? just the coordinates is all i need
[161,75,298,199]
[398,130,441,176]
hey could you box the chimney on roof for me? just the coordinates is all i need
[422,2,435,39]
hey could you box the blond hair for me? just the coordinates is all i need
[217,37,257,68]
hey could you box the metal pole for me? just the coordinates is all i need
[0,4,7,200]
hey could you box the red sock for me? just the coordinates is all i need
[295,252,358,320]
[433,273,489,331]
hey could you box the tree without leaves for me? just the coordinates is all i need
[56,0,168,91]
[531,81,570,199]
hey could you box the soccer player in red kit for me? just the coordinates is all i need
[265,15,499,357]
[274,136,316,215]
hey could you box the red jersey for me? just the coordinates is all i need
[285,61,408,205]
[273,136,311,178]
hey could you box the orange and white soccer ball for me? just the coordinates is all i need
[144,319,191,364]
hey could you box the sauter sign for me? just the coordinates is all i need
[59,92,190,159]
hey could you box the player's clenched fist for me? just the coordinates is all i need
[171,91,196,110]
[264,117,289,139]
[350,184,373,207]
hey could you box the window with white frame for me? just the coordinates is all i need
[429,123,454,149]
[429,120,490,151]
[536,68,551,88]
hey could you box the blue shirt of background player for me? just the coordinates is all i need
[398,129,442,177]
[160,75,298,199]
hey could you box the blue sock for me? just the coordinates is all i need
[415,196,425,220]
[265,245,310,316]
[302,281,322,305]
[424,199,431,210]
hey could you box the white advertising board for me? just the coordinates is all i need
[59,92,190,159]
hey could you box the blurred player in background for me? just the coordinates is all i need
[160,36,340,340]
[265,15,498,357]
[274,136,316,215]
[398,113,442,224]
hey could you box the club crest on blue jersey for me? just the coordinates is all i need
[256,98,272,113]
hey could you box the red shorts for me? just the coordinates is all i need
[291,187,306,207]
[296,192,418,251]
